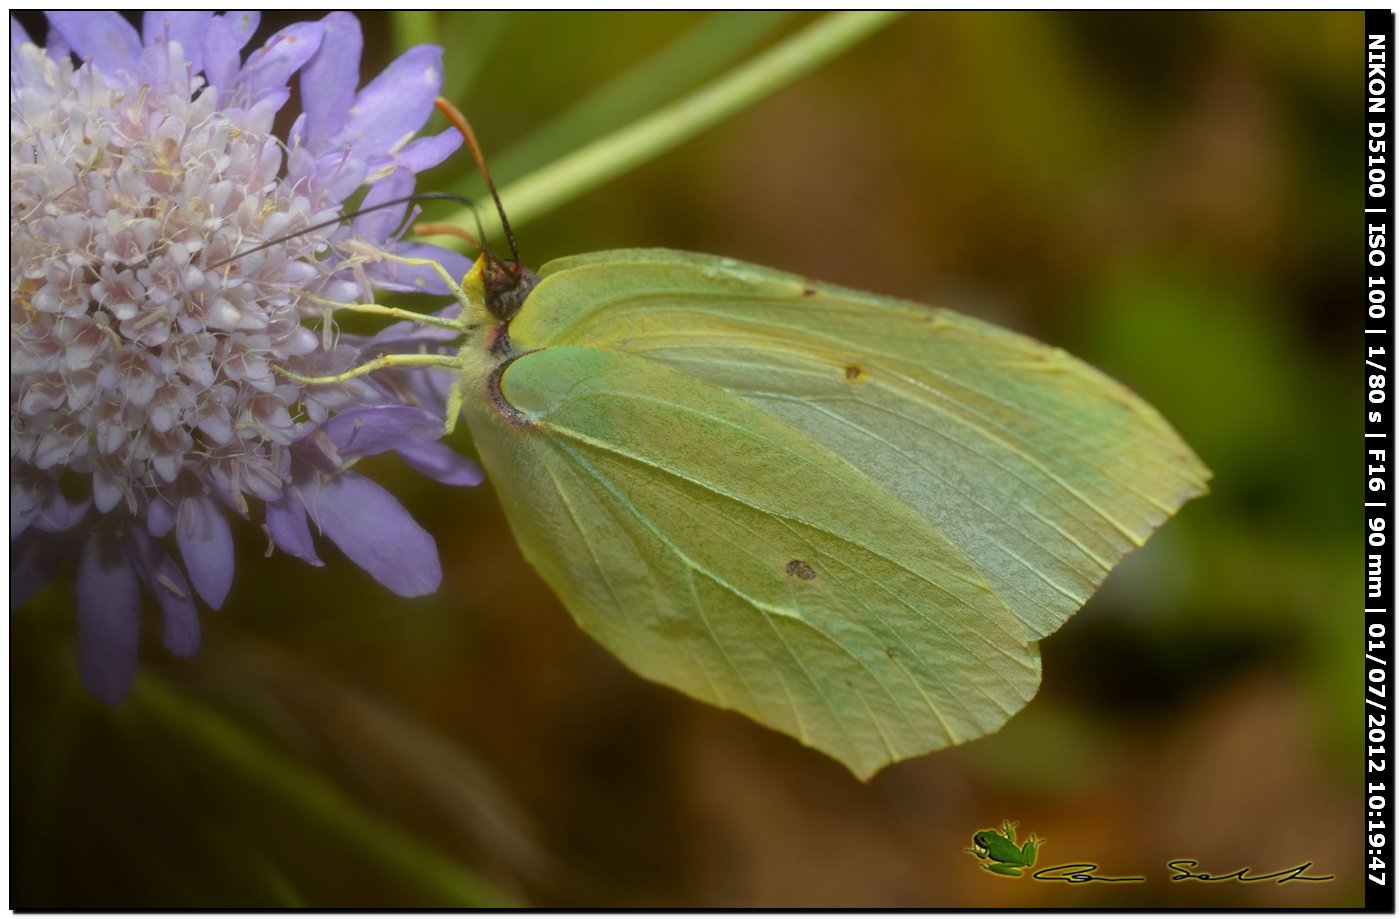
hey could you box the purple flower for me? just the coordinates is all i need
[11,12,482,703]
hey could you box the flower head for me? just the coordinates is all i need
[11,11,481,702]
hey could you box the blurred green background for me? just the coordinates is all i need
[12,11,1363,908]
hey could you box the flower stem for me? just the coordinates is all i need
[131,676,521,907]
[427,10,903,242]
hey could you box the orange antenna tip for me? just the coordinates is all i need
[434,96,521,267]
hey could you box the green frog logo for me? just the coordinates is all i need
[966,820,1044,877]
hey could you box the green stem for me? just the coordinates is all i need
[132,676,521,908]
[390,11,438,55]
[430,10,903,242]
[439,11,513,102]
[483,11,798,187]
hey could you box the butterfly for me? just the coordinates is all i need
[302,99,1209,778]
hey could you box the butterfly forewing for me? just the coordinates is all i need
[509,249,1211,641]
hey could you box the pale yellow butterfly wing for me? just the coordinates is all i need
[505,249,1211,641]
[462,343,1037,778]
[457,248,1207,774]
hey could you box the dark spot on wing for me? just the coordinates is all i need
[843,364,865,382]
[785,559,817,580]
[801,286,818,297]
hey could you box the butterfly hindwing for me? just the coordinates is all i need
[466,343,1038,777]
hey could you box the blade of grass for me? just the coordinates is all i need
[427,10,902,243]
[131,675,522,908]
[440,10,513,103]
[390,11,437,56]
[481,11,797,186]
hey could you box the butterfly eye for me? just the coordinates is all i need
[483,260,540,322]
[433,96,533,324]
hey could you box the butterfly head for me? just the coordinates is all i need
[432,97,536,323]
[483,258,538,322]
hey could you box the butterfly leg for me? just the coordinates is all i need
[300,292,468,334]
[274,353,464,387]
[441,374,468,436]
[362,249,486,323]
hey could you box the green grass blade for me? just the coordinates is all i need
[132,676,523,908]
[484,11,797,186]
[390,11,438,55]
[440,11,513,102]
[429,10,902,242]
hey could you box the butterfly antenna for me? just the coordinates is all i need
[411,186,498,262]
[434,97,522,267]
[208,191,478,269]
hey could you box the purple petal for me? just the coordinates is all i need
[11,476,41,538]
[266,491,322,565]
[397,442,484,486]
[47,12,142,75]
[300,12,362,152]
[11,528,80,609]
[202,16,239,90]
[217,11,260,51]
[323,404,443,459]
[30,491,91,534]
[142,11,212,73]
[306,471,441,597]
[11,33,51,87]
[11,15,32,50]
[342,45,446,159]
[76,532,142,704]
[175,494,235,608]
[125,527,200,657]
[236,21,323,107]
[366,303,463,349]
[13,471,90,536]
[353,168,414,242]
[136,38,180,93]
[367,242,475,296]
[92,472,124,514]
[288,148,368,205]
[44,23,71,60]
[395,128,463,174]
[147,497,175,537]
